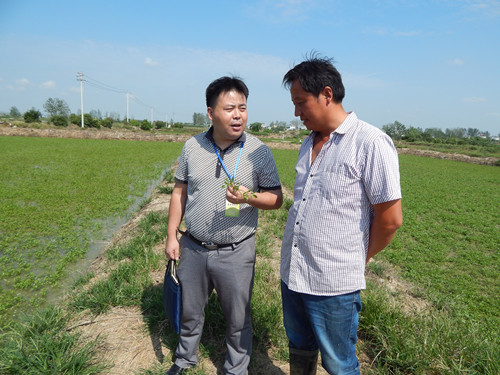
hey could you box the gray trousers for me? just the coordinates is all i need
[174,234,256,375]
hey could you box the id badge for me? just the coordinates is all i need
[225,199,240,217]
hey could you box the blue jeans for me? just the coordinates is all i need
[281,281,361,375]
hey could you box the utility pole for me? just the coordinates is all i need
[77,72,85,128]
[150,107,154,124]
[126,92,130,123]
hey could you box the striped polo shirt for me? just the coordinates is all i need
[280,112,402,296]
[175,127,281,244]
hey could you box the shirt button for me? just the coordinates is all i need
[296,222,299,225]
[310,174,313,177]
[294,244,298,247]
[302,198,306,201]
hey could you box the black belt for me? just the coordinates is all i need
[178,229,254,250]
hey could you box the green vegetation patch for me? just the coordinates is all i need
[0,136,182,325]
[386,155,499,331]
[268,148,500,373]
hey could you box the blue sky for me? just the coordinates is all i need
[1,0,499,134]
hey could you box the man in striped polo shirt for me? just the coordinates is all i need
[164,76,282,375]
[280,55,403,374]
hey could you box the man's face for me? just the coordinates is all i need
[290,79,325,131]
[208,90,247,146]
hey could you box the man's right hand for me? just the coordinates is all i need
[165,236,180,260]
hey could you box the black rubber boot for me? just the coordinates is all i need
[289,347,319,375]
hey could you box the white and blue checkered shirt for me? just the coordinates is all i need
[280,112,402,296]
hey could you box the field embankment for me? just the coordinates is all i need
[1,123,498,165]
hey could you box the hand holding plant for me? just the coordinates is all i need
[223,178,257,202]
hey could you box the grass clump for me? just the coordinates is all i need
[0,306,107,374]
[360,282,499,374]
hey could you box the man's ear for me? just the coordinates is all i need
[322,86,333,104]
[207,107,213,121]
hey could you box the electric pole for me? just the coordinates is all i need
[77,72,85,128]
[126,92,130,123]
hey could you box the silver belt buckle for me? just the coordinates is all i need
[202,242,218,250]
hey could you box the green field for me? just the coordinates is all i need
[0,137,499,374]
[0,136,183,324]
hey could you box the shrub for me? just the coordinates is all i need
[100,117,114,129]
[83,114,100,129]
[129,119,140,128]
[69,113,81,126]
[51,115,68,127]
[140,120,152,131]
[23,108,42,123]
[154,120,167,129]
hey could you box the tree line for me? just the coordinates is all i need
[382,120,498,145]
[5,98,189,130]
[3,98,499,144]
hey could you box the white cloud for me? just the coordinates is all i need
[16,78,30,85]
[7,84,26,92]
[40,81,56,89]
[464,0,500,18]
[451,58,464,65]
[145,57,161,66]
[462,97,486,103]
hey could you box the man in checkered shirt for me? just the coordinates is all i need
[165,76,282,375]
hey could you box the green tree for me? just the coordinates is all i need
[269,121,287,133]
[467,128,480,137]
[192,112,210,127]
[404,126,423,142]
[424,127,445,139]
[9,106,21,118]
[23,108,42,123]
[249,122,263,132]
[89,109,102,120]
[382,121,406,140]
[43,98,70,118]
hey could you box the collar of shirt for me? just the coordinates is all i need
[204,126,247,151]
[306,112,358,144]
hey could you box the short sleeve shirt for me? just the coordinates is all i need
[175,128,281,244]
[280,112,402,296]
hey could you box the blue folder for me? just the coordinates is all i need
[163,260,181,334]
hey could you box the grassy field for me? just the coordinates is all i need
[0,136,183,326]
[1,138,499,374]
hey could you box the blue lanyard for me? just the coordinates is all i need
[212,142,244,181]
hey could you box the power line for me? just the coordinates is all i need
[76,72,166,122]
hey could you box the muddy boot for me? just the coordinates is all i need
[289,347,318,375]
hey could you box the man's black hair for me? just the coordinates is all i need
[206,76,249,108]
[283,52,345,103]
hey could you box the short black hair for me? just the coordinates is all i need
[205,76,249,108]
[283,53,345,103]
